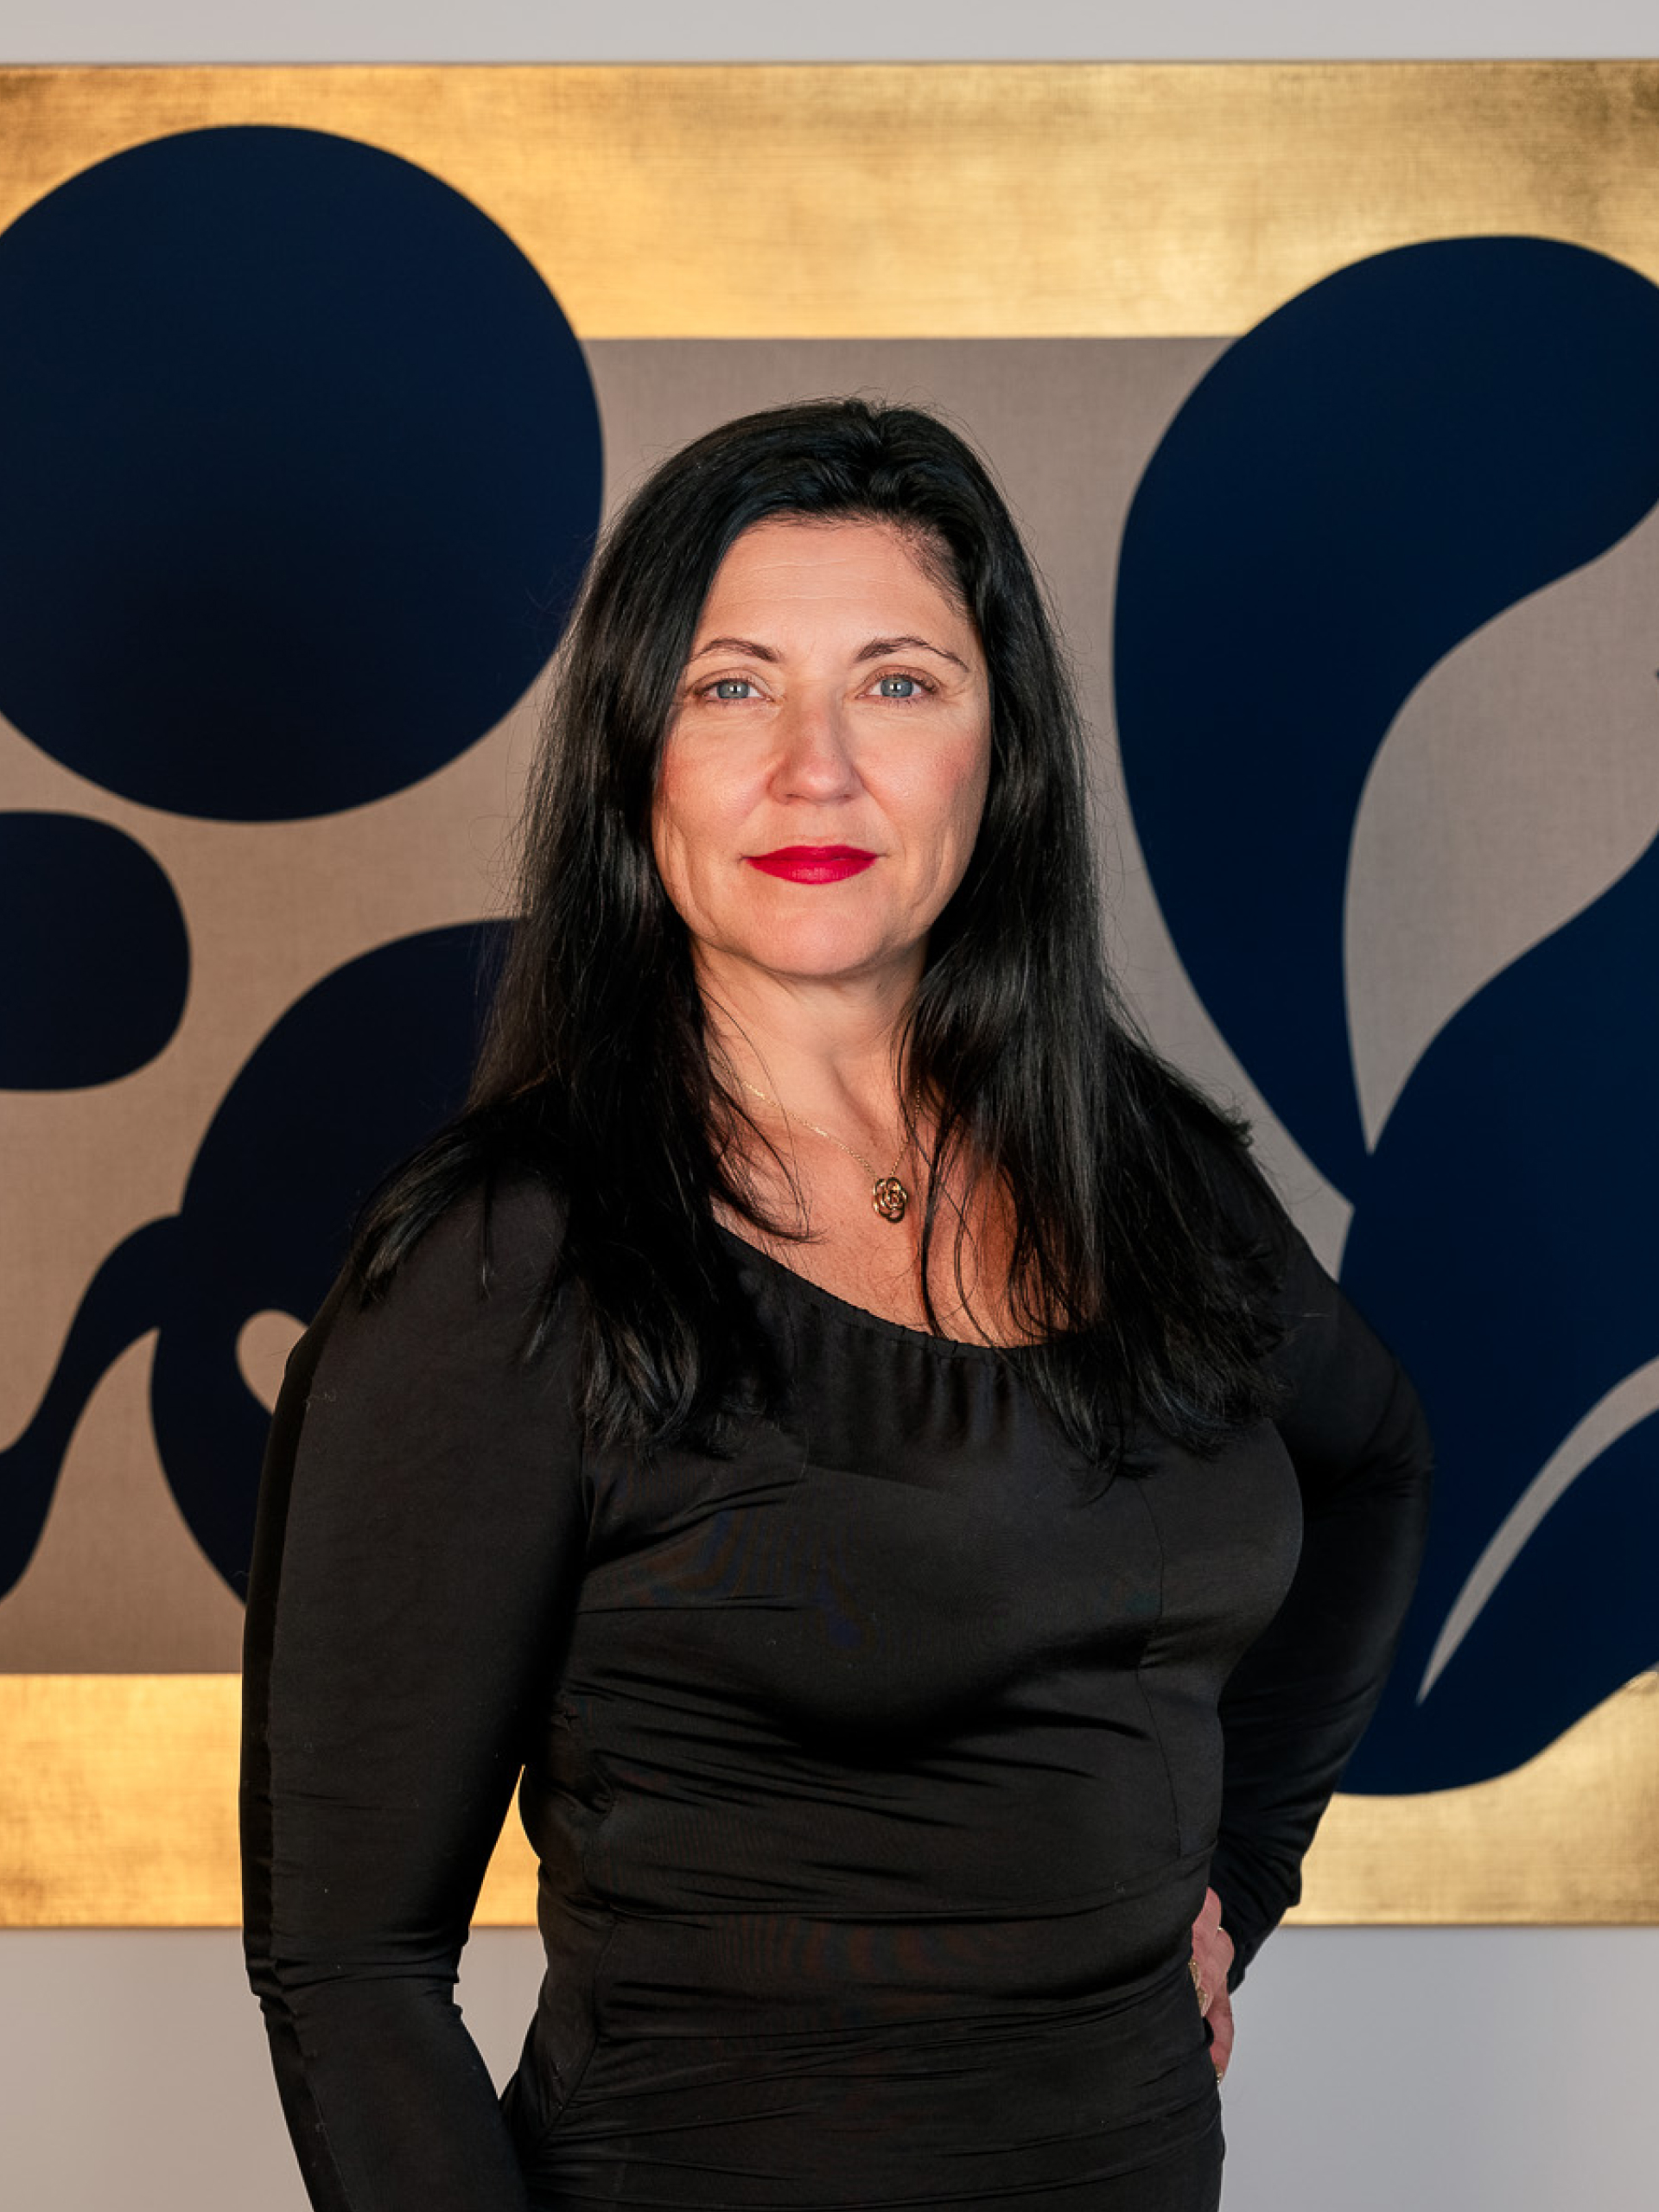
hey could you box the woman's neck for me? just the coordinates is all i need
[692,941,921,1143]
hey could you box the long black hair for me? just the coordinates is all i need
[354,396,1286,1465]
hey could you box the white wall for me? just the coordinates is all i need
[3,5,1655,2209]
[1,0,1657,63]
[0,1924,1652,2209]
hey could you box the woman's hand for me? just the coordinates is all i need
[1189,1885,1236,2082]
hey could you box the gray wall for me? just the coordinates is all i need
[3,5,1655,2209]
[0,1925,1651,2209]
[5,0,1659,63]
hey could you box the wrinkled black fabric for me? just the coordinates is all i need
[241,1164,1431,2209]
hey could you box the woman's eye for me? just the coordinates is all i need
[709,677,758,702]
[874,673,925,699]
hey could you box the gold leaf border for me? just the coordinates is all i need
[1,64,1657,336]
[3,1673,1655,1927]
[0,1675,537,1928]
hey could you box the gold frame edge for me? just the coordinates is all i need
[3,1673,1654,1928]
[3,64,1659,337]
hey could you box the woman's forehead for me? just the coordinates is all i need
[696,515,971,632]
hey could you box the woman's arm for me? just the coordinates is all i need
[240,1181,585,2211]
[1206,1186,1434,1988]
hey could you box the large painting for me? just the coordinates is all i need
[3,63,1656,1925]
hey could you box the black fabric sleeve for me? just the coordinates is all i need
[239,1180,587,2212]
[1206,1174,1434,1988]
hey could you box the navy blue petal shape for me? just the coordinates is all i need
[0,924,507,1602]
[0,1217,181,1598]
[1115,235,1659,1791]
[0,812,188,1086]
[1339,831,1659,1789]
[0,126,601,820]
[1116,237,1659,1191]
[1357,1413,1659,1789]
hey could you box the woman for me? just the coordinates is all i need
[241,397,1432,2210]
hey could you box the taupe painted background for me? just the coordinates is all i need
[9,332,1659,1675]
[0,334,1240,1667]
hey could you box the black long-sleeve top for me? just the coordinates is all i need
[240,1162,1432,2209]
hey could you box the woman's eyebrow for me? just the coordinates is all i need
[685,633,970,671]
[857,634,969,671]
[687,636,780,663]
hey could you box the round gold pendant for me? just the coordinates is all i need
[872,1177,909,1223]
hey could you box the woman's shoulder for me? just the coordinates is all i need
[372,1160,566,1306]
[299,1161,573,1394]
[257,1167,573,1502]
[253,1162,586,1607]
[393,1166,566,1301]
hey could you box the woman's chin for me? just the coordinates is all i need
[715,922,921,991]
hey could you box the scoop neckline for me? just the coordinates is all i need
[714,1221,1045,1362]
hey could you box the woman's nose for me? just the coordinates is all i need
[772,692,858,798]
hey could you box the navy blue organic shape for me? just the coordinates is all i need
[0,924,506,1598]
[0,125,601,820]
[1339,834,1659,1786]
[0,812,188,1086]
[1116,236,1659,1193]
[1115,236,1659,1790]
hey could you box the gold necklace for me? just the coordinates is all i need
[736,1077,912,1224]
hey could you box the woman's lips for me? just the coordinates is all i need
[745,846,877,883]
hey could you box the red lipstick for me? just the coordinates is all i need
[746,846,876,884]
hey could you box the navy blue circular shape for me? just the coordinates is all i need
[0,811,188,1087]
[0,126,602,820]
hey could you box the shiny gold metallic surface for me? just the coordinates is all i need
[1288,1672,1659,1925]
[2,1675,243,1926]
[3,1672,1654,1926]
[2,64,1659,337]
[0,1675,537,1926]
